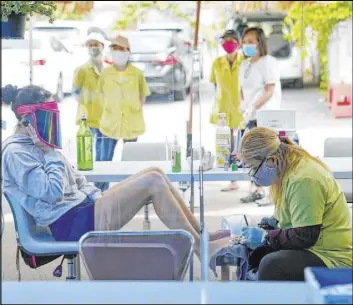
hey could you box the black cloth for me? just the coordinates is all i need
[258,249,326,281]
[265,225,322,251]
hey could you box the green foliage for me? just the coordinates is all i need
[113,1,196,31]
[56,11,85,21]
[113,1,226,49]
[286,1,353,94]
[1,1,56,23]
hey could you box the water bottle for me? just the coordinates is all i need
[77,113,93,171]
[171,135,182,173]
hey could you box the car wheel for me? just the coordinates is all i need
[55,73,64,102]
[173,68,187,101]
[293,77,304,89]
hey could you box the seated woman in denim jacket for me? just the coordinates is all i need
[1,84,225,259]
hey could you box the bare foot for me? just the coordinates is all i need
[209,230,231,241]
[194,237,230,263]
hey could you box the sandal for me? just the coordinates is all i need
[221,183,240,192]
[240,191,264,203]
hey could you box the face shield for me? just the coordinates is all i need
[16,101,62,149]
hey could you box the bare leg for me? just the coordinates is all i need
[95,171,202,256]
[101,167,225,242]
[138,167,223,241]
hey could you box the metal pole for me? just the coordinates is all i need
[29,16,33,85]
[301,1,305,80]
[188,0,202,282]
[187,0,201,157]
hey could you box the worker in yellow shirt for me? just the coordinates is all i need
[210,29,244,192]
[98,34,151,191]
[73,32,108,165]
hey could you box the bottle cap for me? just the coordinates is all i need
[81,113,87,120]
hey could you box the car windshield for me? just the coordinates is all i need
[126,33,172,53]
[267,35,291,58]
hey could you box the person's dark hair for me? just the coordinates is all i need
[1,85,52,120]
[242,27,268,57]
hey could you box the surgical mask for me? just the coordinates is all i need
[111,50,129,66]
[222,41,238,54]
[242,44,257,57]
[88,46,103,59]
[252,161,278,187]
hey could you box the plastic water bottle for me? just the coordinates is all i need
[215,113,231,168]
[77,113,93,171]
[171,135,181,173]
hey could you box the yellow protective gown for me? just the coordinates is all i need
[209,54,243,129]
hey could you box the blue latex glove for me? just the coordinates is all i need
[241,227,267,250]
[258,216,278,230]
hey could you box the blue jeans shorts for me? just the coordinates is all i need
[49,197,95,242]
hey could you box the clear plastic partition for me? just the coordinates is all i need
[79,230,194,281]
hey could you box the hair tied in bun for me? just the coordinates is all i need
[1,85,18,105]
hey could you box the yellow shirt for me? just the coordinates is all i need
[98,64,151,140]
[73,62,105,129]
[210,54,244,129]
[275,158,353,268]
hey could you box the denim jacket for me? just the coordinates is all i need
[2,134,101,226]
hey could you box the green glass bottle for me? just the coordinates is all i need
[77,113,93,171]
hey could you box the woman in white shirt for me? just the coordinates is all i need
[238,27,282,205]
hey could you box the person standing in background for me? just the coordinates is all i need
[238,27,282,206]
[97,35,151,192]
[210,29,244,192]
[73,32,108,167]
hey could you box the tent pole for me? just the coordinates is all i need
[301,1,305,81]
[187,0,202,282]
[29,16,34,86]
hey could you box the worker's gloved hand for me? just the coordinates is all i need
[241,227,267,250]
[258,216,279,231]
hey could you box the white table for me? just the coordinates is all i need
[2,281,310,304]
[77,157,352,183]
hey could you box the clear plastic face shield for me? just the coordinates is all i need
[16,101,62,149]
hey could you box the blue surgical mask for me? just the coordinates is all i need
[252,161,278,187]
[243,44,257,57]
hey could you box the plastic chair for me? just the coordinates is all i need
[121,142,172,230]
[3,192,81,281]
[324,137,352,203]
[79,230,194,280]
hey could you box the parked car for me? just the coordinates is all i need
[226,11,305,88]
[2,36,77,101]
[106,31,200,101]
[137,22,206,79]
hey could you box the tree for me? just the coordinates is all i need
[53,1,93,20]
[285,1,353,94]
[1,1,57,22]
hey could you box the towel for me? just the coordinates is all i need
[209,244,249,280]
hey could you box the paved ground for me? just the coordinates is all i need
[1,81,352,281]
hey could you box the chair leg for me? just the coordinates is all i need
[221,266,230,281]
[66,256,76,281]
[74,256,81,281]
[143,204,151,230]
